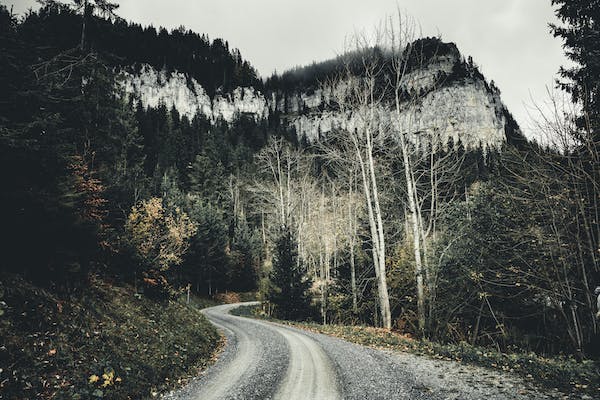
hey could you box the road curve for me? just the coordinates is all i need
[162,303,560,400]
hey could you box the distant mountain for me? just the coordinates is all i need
[263,38,524,150]
[28,5,523,150]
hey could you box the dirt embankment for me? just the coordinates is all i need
[0,273,220,400]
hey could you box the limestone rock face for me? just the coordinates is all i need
[119,64,212,119]
[268,51,511,151]
[119,45,517,152]
[394,80,507,150]
[212,87,270,122]
[119,64,269,122]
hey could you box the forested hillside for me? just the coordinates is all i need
[1,1,599,398]
[0,2,266,398]
[18,2,260,95]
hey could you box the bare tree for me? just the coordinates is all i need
[318,31,394,328]
[384,13,469,335]
[257,15,468,332]
[253,137,302,229]
[346,169,363,314]
[321,16,433,331]
[254,138,356,324]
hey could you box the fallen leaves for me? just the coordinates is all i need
[1,273,219,399]
[101,370,114,387]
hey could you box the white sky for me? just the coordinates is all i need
[7,0,568,138]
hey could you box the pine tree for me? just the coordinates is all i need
[229,217,261,291]
[551,0,600,137]
[183,199,229,295]
[188,153,226,203]
[268,227,312,320]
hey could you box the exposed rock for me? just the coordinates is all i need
[393,80,507,151]
[212,87,269,122]
[270,52,510,151]
[119,64,212,119]
[119,64,269,122]
[119,42,518,152]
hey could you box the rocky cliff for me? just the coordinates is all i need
[268,43,513,151]
[119,40,519,151]
[119,64,269,122]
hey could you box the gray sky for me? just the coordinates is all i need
[9,0,568,137]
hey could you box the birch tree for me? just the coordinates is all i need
[320,36,394,328]
[254,137,303,229]
[252,137,313,306]
[386,14,468,335]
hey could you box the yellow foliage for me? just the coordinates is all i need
[102,370,114,387]
[126,197,196,271]
[89,369,121,388]
[469,270,483,282]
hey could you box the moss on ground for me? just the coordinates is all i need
[0,273,220,399]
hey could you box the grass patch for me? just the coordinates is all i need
[228,304,259,317]
[237,292,259,302]
[236,304,600,398]
[0,273,220,400]
[186,295,220,310]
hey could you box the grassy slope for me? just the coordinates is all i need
[232,305,600,398]
[0,273,220,400]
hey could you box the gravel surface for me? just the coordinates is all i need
[163,302,568,400]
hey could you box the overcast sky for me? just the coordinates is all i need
[9,0,568,137]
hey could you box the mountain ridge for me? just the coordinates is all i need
[120,38,523,150]
[24,4,523,150]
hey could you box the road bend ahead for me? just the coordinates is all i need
[162,303,560,400]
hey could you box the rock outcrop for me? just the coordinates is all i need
[268,45,511,151]
[119,64,269,122]
[119,40,518,151]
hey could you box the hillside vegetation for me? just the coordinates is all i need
[0,272,219,399]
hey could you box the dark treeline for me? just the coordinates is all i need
[18,2,260,96]
[266,38,469,94]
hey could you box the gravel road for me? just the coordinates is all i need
[162,302,566,400]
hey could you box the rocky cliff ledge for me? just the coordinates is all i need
[120,40,518,151]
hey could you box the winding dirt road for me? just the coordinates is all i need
[162,303,563,400]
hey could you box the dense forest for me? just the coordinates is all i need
[16,2,260,96]
[0,3,271,397]
[1,0,599,398]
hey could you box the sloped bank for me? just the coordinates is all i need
[0,273,220,400]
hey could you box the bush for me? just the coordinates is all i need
[214,292,241,304]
